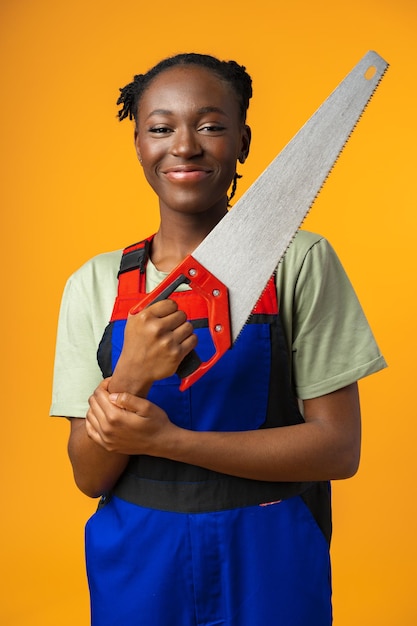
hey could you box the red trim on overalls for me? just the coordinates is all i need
[110,235,278,322]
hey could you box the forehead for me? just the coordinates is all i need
[138,65,240,118]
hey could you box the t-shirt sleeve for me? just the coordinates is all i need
[277,232,387,399]
[50,252,120,418]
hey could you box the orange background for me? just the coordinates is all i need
[1,0,416,623]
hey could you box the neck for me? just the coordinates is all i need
[151,204,227,272]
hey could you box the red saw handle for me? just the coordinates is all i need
[130,255,231,391]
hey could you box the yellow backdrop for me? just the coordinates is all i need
[1,0,416,623]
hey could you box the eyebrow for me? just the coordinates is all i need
[146,106,228,120]
[146,109,172,119]
[197,106,228,116]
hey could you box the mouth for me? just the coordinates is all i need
[162,165,212,182]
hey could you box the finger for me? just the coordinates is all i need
[85,409,99,438]
[100,377,112,391]
[85,406,106,445]
[127,301,186,334]
[91,379,116,412]
[136,298,179,318]
[161,309,188,331]
[179,333,199,355]
[171,320,196,343]
[140,307,188,336]
[88,385,123,433]
[109,391,149,415]
[87,393,109,434]
[152,298,179,314]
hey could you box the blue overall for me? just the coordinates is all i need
[87,237,333,625]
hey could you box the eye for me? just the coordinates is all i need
[198,123,226,134]
[148,126,172,134]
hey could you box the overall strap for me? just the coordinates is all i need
[118,239,151,276]
[110,236,154,322]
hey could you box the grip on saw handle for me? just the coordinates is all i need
[129,255,231,391]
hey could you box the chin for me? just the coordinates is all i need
[160,191,227,216]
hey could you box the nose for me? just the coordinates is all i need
[171,126,203,159]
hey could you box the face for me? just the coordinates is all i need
[134,65,251,218]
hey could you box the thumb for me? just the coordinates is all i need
[108,391,148,414]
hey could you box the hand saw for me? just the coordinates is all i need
[132,50,388,390]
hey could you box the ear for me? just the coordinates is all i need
[134,127,142,165]
[239,124,251,164]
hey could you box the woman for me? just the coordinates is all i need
[51,53,386,625]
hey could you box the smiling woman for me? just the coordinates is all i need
[50,52,386,626]
[133,65,250,230]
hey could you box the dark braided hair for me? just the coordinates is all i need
[117,52,253,124]
[117,53,252,204]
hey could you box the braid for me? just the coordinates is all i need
[117,53,253,123]
[116,74,144,121]
[227,173,242,207]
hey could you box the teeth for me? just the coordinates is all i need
[275,60,390,273]
[191,51,389,345]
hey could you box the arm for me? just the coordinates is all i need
[165,382,361,481]
[85,381,361,483]
[68,413,129,498]
[67,299,198,497]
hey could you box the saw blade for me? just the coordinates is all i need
[192,50,389,342]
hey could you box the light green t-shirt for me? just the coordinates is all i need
[50,231,386,418]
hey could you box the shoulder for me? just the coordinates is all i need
[59,250,123,319]
[68,250,123,286]
[63,250,122,302]
[277,230,333,291]
[288,229,325,252]
[280,230,329,271]
[277,229,358,309]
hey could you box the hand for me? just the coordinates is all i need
[86,379,177,456]
[110,298,198,395]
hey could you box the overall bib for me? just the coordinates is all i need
[86,237,333,626]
